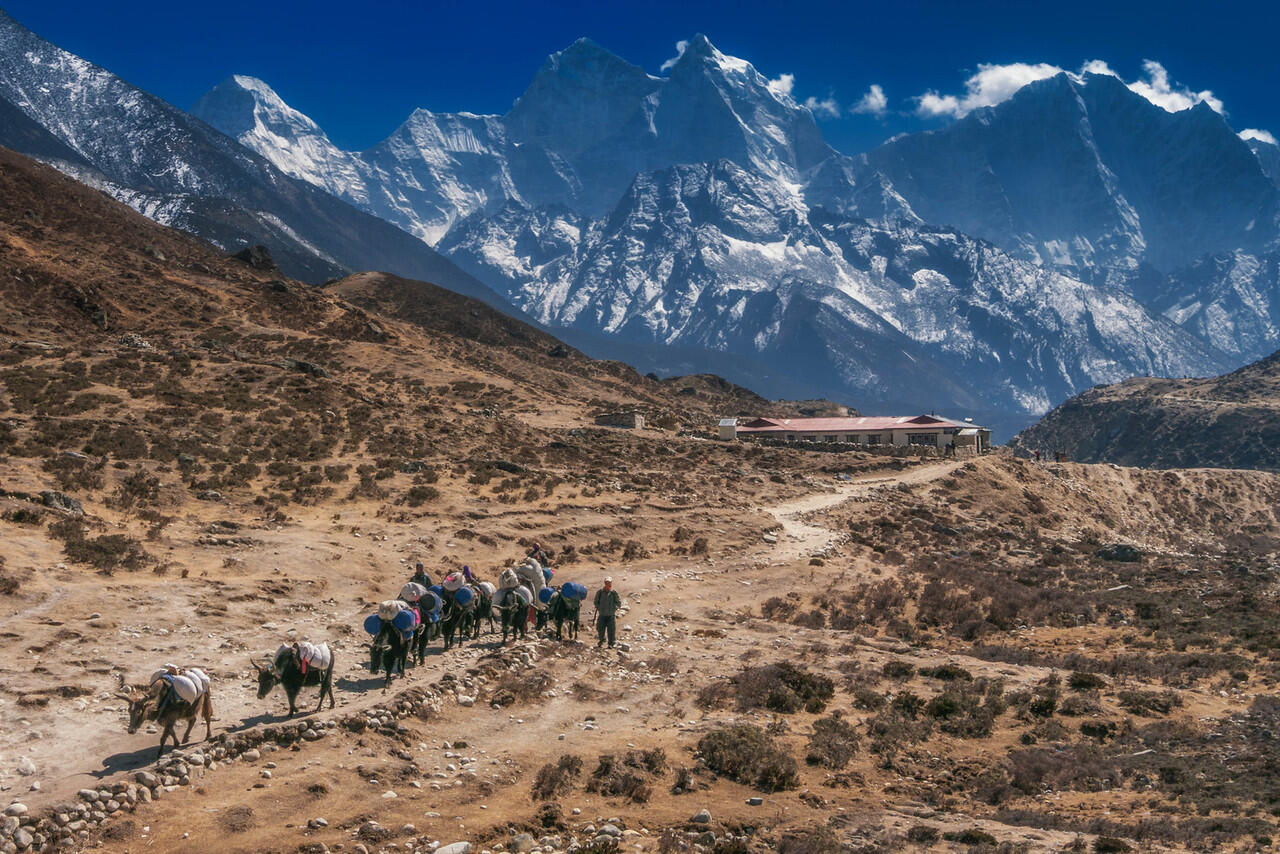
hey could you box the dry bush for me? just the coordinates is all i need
[697,724,798,792]
[530,754,582,802]
[585,749,665,803]
[733,662,834,714]
[805,714,859,769]
[489,670,553,707]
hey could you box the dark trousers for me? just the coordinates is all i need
[597,614,616,647]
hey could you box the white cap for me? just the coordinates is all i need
[604,576,613,583]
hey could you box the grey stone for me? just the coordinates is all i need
[436,844,473,854]
[134,771,158,788]
[691,809,712,824]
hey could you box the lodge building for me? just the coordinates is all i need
[719,414,991,452]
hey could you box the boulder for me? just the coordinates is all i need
[231,244,277,272]
[39,492,83,516]
[1096,543,1143,562]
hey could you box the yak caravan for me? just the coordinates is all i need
[120,551,597,754]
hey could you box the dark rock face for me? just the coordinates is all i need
[232,244,277,272]
[1096,544,1143,562]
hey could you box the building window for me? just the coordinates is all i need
[825,435,837,443]
[866,435,882,445]
[907,433,937,446]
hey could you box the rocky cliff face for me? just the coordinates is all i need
[1010,349,1280,470]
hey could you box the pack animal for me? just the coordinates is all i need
[119,669,214,759]
[469,584,495,639]
[368,622,409,689]
[549,590,581,640]
[439,593,475,651]
[254,642,335,718]
[496,588,529,645]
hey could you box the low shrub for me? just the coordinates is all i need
[530,754,582,801]
[698,724,799,792]
[805,714,859,769]
[734,662,834,714]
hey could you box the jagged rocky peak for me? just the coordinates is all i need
[505,37,658,157]
[857,67,1279,275]
[192,75,325,140]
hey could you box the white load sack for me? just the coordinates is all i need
[400,582,428,603]
[516,560,546,609]
[168,673,201,704]
[442,572,465,592]
[478,581,497,597]
[296,641,331,671]
[378,599,411,621]
[498,567,520,590]
[185,667,211,694]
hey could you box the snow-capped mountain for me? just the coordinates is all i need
[185,34,1277,423]
[840,72,1280,277]
[441,159,1227,418]
[7,14,1279,430]
[191,35,831,243]
[0,10,505,306]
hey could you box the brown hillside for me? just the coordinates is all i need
[1010,350,1280,470]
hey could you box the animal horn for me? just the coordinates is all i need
[250,658,264,672]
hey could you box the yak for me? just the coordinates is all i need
[368,622,410,689]
[254,643,335,718]
[496,590,529,645]
[119,670,214,759]
[549,591,581,640]
[439,593,476,650]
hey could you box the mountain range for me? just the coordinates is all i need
[4,11,1279,436]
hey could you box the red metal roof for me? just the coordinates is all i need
[735,414,974,433]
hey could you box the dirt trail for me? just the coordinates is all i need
[3,461,963,816]
[764,462,962,561]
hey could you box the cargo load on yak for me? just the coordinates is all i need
[516,558,547,609]
[496,584,533,608]
[274,641,332,675]
[149,664,210,704]
[378,599,412,622]
[442,571,466,592]
[499,567,520,590]
[399,582,428,603]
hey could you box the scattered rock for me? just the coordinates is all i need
[691,808,712,824]
[14,758,34,777]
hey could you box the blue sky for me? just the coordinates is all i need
[4,0,1278,154]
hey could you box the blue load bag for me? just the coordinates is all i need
[543,568,554,583]
[363,614,382,635]
[562,582,588,601]
[392,609,417,632]
[454,586,475,607]
[421,591,442,615]
[538,586,555,604]
[427,584,444,598]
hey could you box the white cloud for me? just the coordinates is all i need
[804,95,841,119]
[767,73,795,98]
[660,40,689,73]
[915,62,1065,118]
[1127,59,1224,114]
[851,84,888,116]
[915,58,1226,120]
[1241,128,1278,146]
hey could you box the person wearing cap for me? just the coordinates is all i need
[593,576,622,648]
[410,561,432,588]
